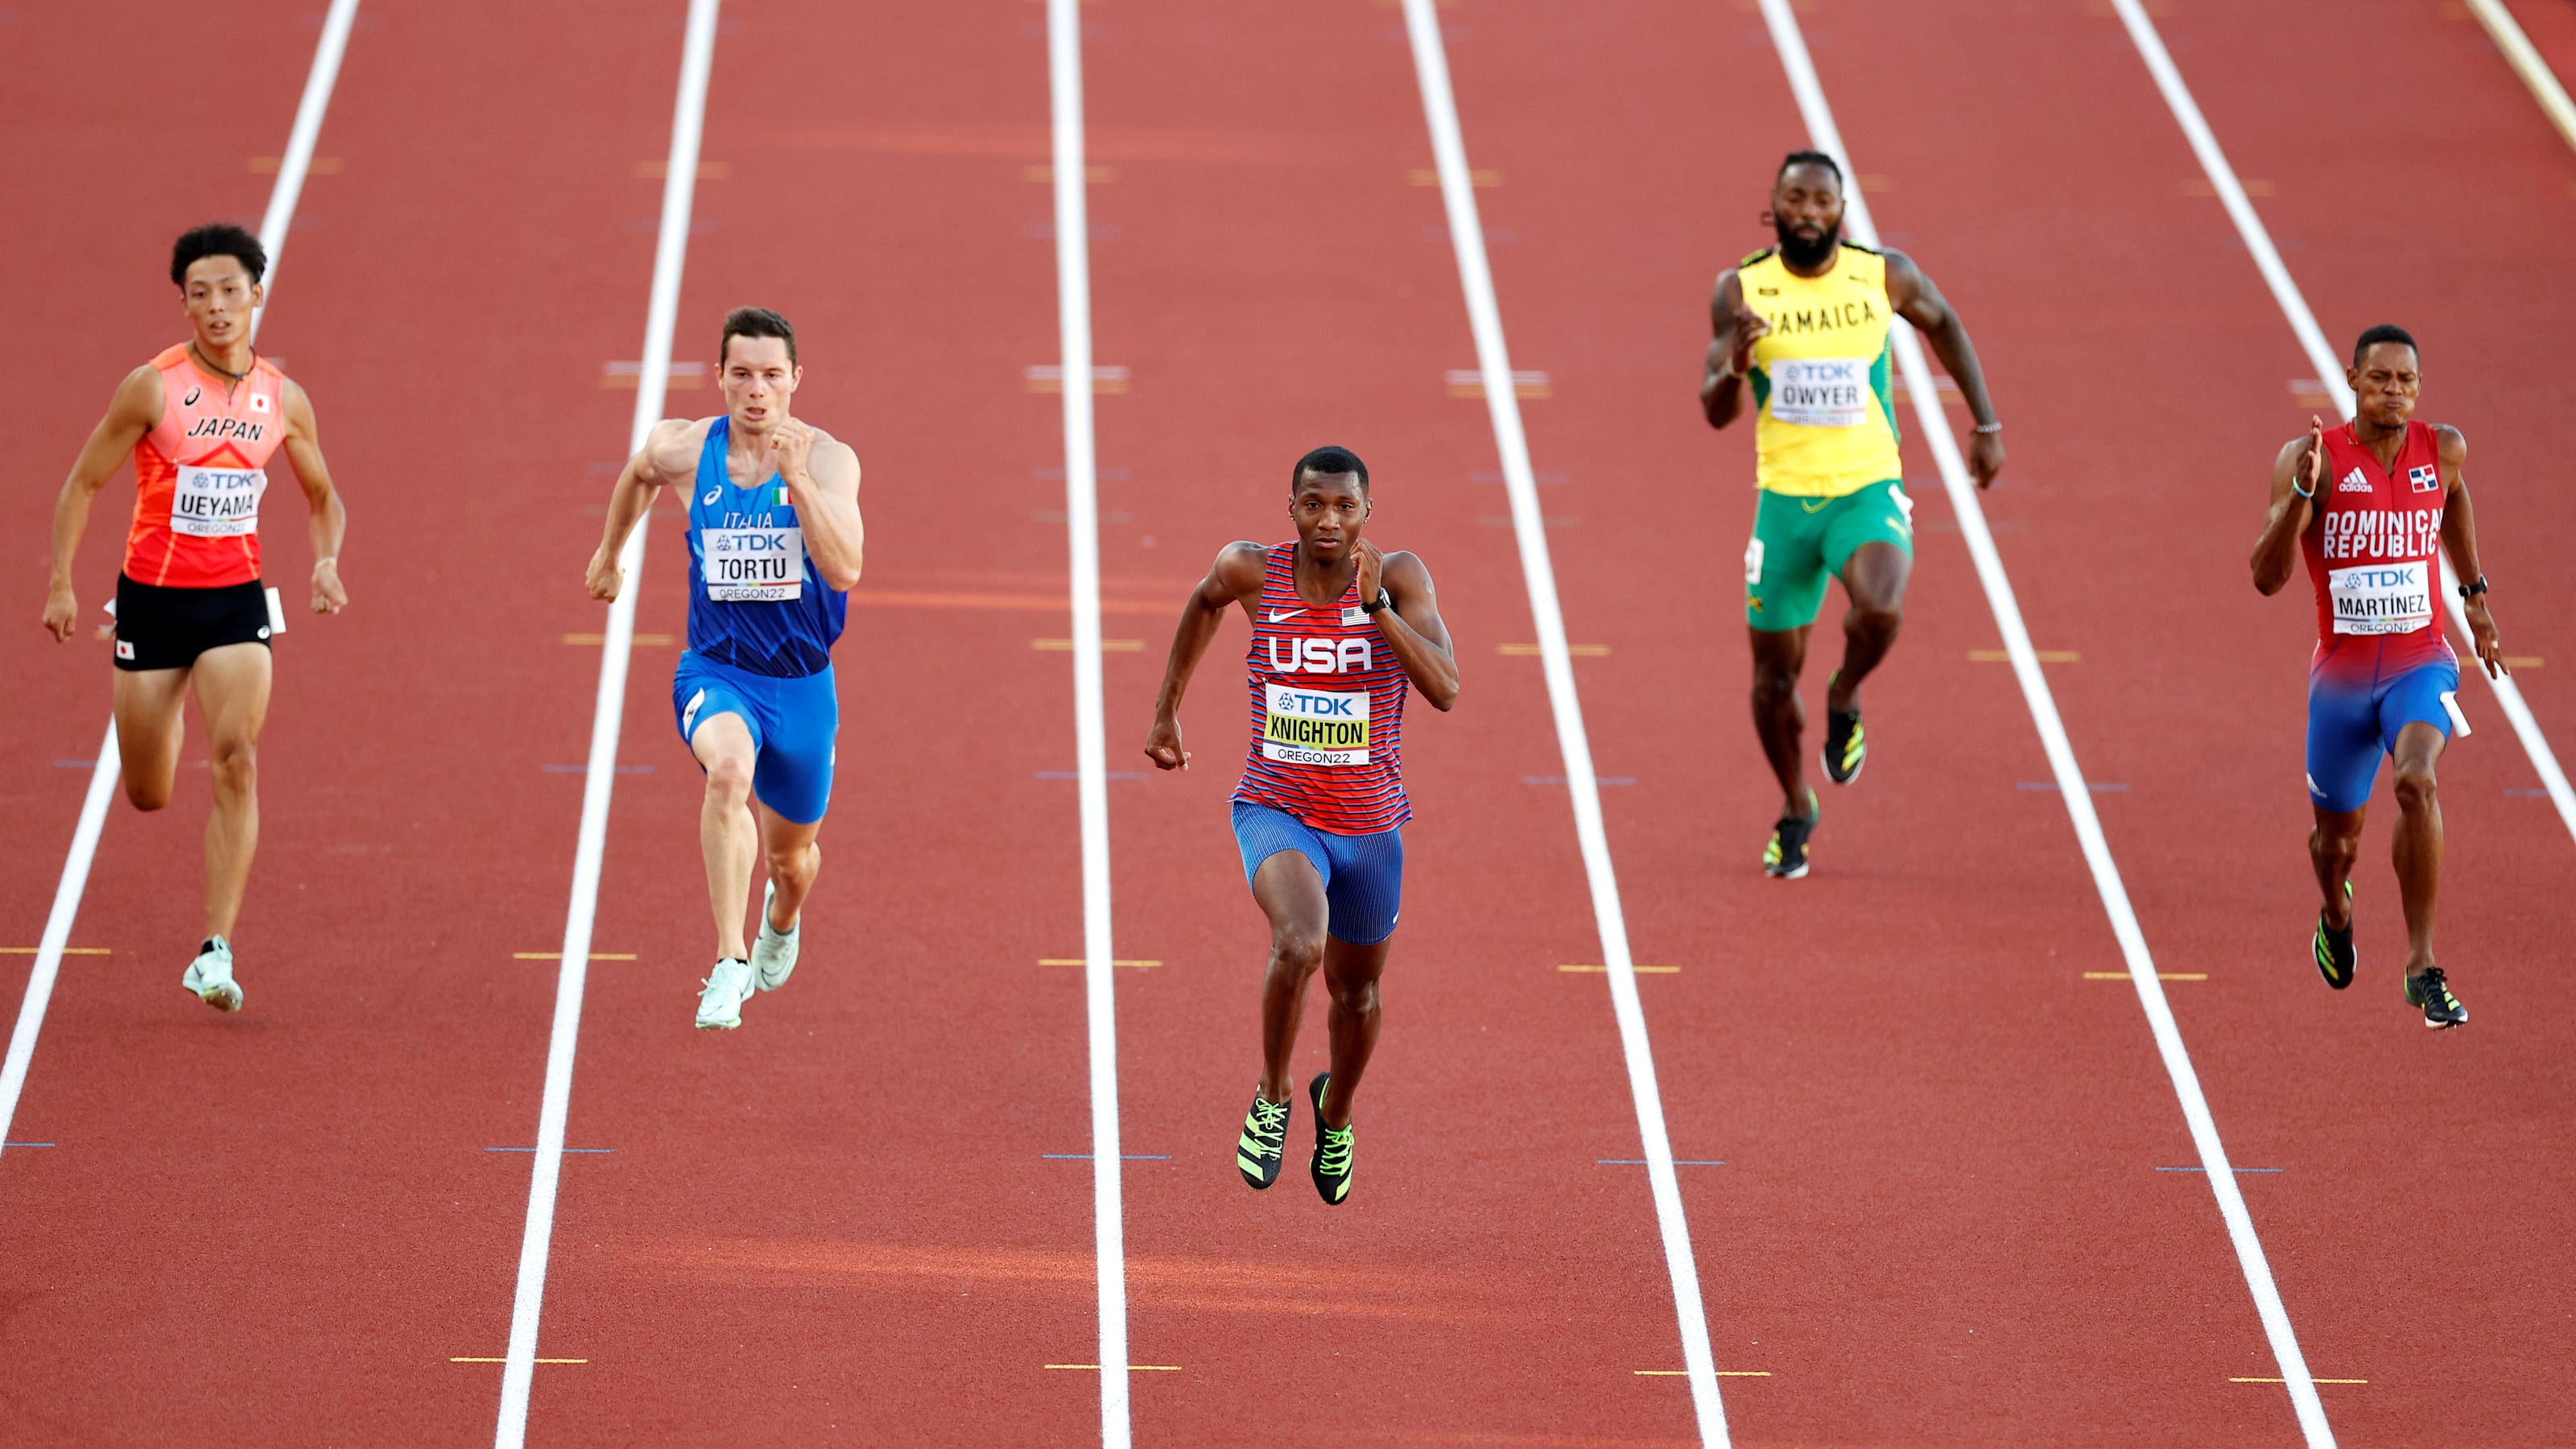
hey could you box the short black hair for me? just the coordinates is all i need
[1777,149,1843,189]
[171,224,266,288]
[2351,323,2417,368]
[720,306,798,367]
[1291,444,1368,495]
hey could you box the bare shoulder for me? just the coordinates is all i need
[278,374,316,426]
[1213,539,1270,582]
[808,424,861,476]
[1381,549,1434,589]
[639,417,709,477]
[109,362,165,421]
[2432,423,2467,462]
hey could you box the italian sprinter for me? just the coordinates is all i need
[1144,446,1459,1206]
[586,308,863,1030]
[41,223,350,1012]
[2251,324,2504,1030]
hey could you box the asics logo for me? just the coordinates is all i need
[702,489,722,506]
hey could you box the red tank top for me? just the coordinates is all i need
[1230,543,1411,834]
[2300,421,2449,653]
[123,343,288,588]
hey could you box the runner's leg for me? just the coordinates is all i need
[754,801,821,934]
[2309,803,2364,931]
[1749,624,1811,817]
[1827,539,1912,714]
[691,712,759,961]
[111,666,192,812]
[2388,720,2446,972]
[1315,935,1389,1130]
[1251,848,1331,1108]
[189,642,273,941]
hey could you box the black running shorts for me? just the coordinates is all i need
[113,573,272,672]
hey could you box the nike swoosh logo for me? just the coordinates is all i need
[1266,609,1300,623]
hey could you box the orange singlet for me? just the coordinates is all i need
[122,343,288,588]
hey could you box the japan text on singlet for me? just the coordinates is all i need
[123,344,288,588]
[2299,420,2454,667]
[1739,242,1903,499]
[682,415,846,678]
[1230,543,1410,834]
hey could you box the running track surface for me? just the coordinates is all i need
[3,2,2570,1445]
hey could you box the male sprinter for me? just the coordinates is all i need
[2251,324,2504,1029]
[41,224,350,1011]
[585,308,862,1030]
[1701,151,2003,877]
[1144,447,1457,1205]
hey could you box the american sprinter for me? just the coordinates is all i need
[1144,447,1458,1205]
[1701,151,2004,877]
[41,224,350,1011]
[2251,324,2504,1030]
[585,308,863,1030]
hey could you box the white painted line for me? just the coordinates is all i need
[491,2,719,1444]
[1757,3,2333,1445]
[2107,0,2576,848]
[1397,4,1728,1444]
[1045,3,1130,1447]
[2467,0,2576,157]
[2,0,364,1169]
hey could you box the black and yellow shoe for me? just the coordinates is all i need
[2405,967,2468,1030]
[2314,881,2355,990]
[1762,788,1820,879]
[1822,675,1866,786]
[1236,1085,1290,1190]
[1307,1072,1353,1206]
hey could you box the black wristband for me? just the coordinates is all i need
[2458,576,2488,599]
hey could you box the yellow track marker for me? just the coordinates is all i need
[1558,964,1680,974]
[514,952,638,961]
[1039,959,1162,968]
[1501,642,1608,657]
[2084,971,2206,981]
[452,1357,588,1364]
[2231,1377,2365,1385]
[1970,649,2079,663]
[2504,656,2543,668]
[1045,1364,1182,1371]
[1446,369,1551,399]
[2,947,109,956]
[1033,638,1143,651]
[564,633,676,646]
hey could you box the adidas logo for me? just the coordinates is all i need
[2337,469,2372,494]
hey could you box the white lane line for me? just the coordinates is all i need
[490,2,719,1443]
[1397,4,1729,1445]
[2107,0,2576,847]
[2467,0,2576,156]
[1752,5,2336,1447]
[1044,2,1130,1445]
[1,0,366,1171]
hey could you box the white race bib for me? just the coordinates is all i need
[1767,357,1872,428]
[2327,561,2432,636]
[1261,682,1370,766]
[171,464,266,538]
[702,526,806,601]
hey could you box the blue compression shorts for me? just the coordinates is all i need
[672,651,840,824]
[2306,646,2458,815]
[1230,801,1405,946]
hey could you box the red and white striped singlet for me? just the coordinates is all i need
[1231,543,1410,834]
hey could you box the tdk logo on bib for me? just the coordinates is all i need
[1264,636,1373,675]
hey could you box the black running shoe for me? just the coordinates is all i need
[1307,1072,1353,1206]
[1822,675,1866,786]
[2314,881,2355,990]
[1762,787,1819,879]
[2405,968,2467,1030]
[1236,1085,1290,1190]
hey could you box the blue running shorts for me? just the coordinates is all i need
[2306,648,2459,814]
[1230,800,1405,945]
[672,651,840,825]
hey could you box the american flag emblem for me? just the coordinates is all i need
[2408,464,2439,493]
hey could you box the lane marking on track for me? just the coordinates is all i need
[493,3,719,1446]
[485,1147,614,1154]
[1409,167,1501,187]
[2161,1166,2283,1173]
[1971,649,2078,663]
[602,360,707,390]
[1044,3,1133,1444]
[2019,781,2128,791]
[1026,364,1130,393]
[1400,3,1731,1443]
[1525,775,1636,786]
[512,952,638,961]
[1046,1364,1181,1372]
[2466,0,2576,155]
[1499,642,1608,655]
[564,633,676,646]
[2235,1377,2366,1385]
[1638,1369,1771,1377]
[2109,0,2576,850]
[635,159,726,179]
[4,1142,56,1149]
[540,765,654,775]
[456,1357,587,1364]
[0,948,107,956]
[1560,964,1679,973]
[2086,971,2206,980]
[250,155,343,174]
[1602,1159,1724,1166]
[1034,638,1144,650]
[1447,368,1550,398]
[1039,959,1162,968]
[1042,1154,1172,1160]
[1756,3,2335,1445]
[0,0,364,1173]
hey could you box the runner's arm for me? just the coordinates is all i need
[41,365,162,641]
[1883,250,2004,488]
[1145,542,1267,770]
[775,427,862,590]
[2433,425,2505,679]
[278,379,349,614]
[1362,547,1459,712]
[586,419,693,601]
[2250,423,2322,597]
[1700,270,1765,429]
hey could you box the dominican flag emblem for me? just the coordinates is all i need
[2408,464,2439,493]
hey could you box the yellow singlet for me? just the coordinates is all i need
[1740,242,1902,498]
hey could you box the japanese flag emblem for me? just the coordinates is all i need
[250,393,272,414]
[2407,464,2439,493]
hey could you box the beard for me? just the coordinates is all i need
[1774,214,1840,270]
